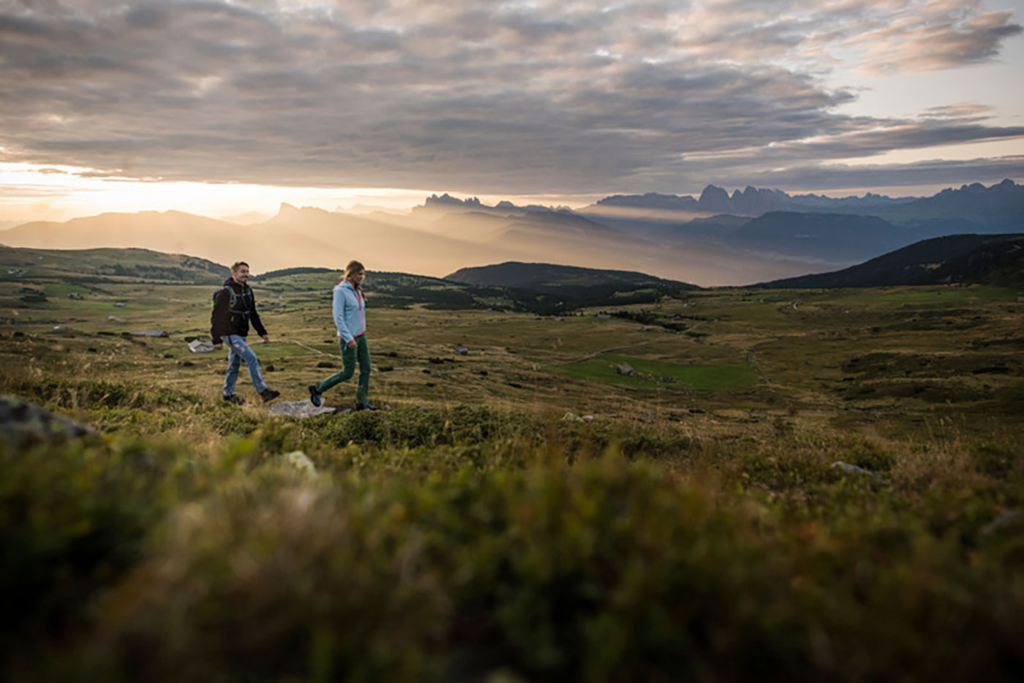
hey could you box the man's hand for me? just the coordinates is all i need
[214,343,223,350]
[347,339,356,350]
[262,335,270,344]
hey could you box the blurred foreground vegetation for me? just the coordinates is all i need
[2,376,1023,681]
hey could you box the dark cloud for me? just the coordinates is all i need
[722,156,1024,192]
[0,0,1020,195]
[853,4,1023,73]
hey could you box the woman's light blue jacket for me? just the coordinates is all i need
[332,280,366,343]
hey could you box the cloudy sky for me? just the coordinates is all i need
[1,0,1022,221]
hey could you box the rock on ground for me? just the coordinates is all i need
[0,395,94,448]
[268,401,338,419]
[831,461,876,477]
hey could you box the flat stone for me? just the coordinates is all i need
[133,330,168,337]
[268,401,337,418]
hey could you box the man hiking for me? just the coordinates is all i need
[211,261,280,405]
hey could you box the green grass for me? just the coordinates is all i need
[553,354,760,391]
[828,285,1017,305]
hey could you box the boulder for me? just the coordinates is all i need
[0,395,94,448]
[133,330,168,337]
[616,364,636,376]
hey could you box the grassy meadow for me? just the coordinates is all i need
[2,255,1023,681]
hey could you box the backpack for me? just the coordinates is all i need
[213,283,252,324]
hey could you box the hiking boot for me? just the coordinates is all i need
[308,385,322,407]
[223,394,244,406]
[260,388,281,403]
[355,401,378,411]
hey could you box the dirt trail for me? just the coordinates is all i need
[555,341,651,365]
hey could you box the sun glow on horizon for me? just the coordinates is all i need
[0,162,448,223]
[0,162,609,225]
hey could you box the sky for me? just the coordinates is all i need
[1,0,1023,223]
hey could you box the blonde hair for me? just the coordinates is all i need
[342,260,365,283]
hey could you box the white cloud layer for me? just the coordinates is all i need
[0,0,1021,194]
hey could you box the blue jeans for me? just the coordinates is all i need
[223,334,266,396]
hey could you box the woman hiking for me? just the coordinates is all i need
[309,260,377,411]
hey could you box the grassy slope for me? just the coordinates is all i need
[2,249,1024,681]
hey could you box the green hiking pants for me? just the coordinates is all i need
[315,335,370,403]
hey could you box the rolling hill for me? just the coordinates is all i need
[445,261,699,309]
[0,246,705,316]
[759,233,1024,289]
[0,246,229,285]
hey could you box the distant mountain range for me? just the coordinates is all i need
[1,179,1020,287]
[587,179,1022,230]
[759,233,1024,289]
[593,185,918,216]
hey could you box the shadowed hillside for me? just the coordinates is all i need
[759,233,1024,289]
[447,261,697,291]
[446,261,699,309]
